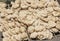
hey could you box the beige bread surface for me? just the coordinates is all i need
[0,0,60,41]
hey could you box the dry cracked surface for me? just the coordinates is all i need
[0,0,60,41]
